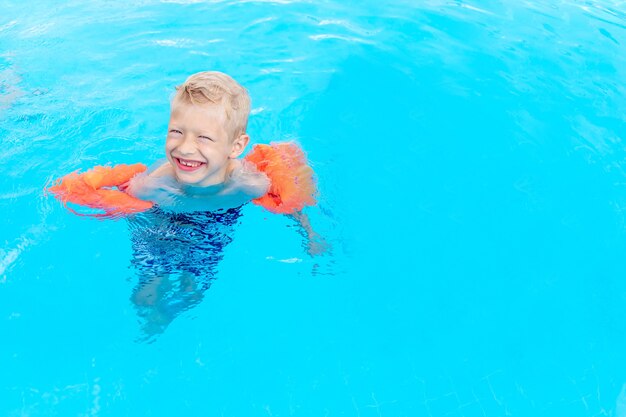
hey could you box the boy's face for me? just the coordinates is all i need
[165,101,248,187]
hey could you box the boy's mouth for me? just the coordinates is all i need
[174,157,206,172]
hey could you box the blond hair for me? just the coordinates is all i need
[173,71,251,139]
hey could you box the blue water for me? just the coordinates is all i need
[2,0,626,415]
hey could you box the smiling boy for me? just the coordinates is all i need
[124,71,274,337]
[126,71,270,212]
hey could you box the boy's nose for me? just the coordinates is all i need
[177,135,196,155]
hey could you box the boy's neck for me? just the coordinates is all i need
[181,160,236,196]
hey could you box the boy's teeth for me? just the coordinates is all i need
[180,159,201,167]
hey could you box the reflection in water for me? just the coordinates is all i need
[617,384,626,417]
[127,206,242,340]
[0,68,23,111]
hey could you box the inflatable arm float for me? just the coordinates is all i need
[48,142,316,217]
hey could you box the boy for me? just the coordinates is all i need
[124,71,270,213]
[125,71,323,337]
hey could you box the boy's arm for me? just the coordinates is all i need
[226,159,270,199]
[227,160,327,255]
[288,210,329,256]
[124,162,183,206]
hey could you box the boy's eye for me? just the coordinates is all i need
[169,129,182,135]
[198,135,214,142]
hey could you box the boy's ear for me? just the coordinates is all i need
[229,133,249,158]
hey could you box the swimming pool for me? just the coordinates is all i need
[2,0,626,415]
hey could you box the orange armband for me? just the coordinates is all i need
[48,163,154,217]
[244,142,317,214]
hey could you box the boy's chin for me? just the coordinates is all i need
[172,169,201,183]
[175,174,204,186]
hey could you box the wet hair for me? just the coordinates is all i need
[173,71,251,139]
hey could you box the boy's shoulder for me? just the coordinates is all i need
[148,160,175,178]
[226,159,270,199]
